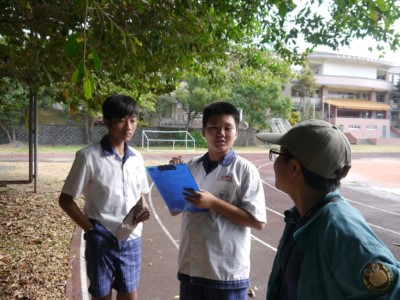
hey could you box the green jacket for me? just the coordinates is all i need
[267,192,400,300]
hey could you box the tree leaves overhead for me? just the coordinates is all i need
[1,0,399,102]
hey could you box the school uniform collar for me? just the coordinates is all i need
[199,149,237,165]
[198,149,237,174]
[100,135,135,163]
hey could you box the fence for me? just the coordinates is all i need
[0,125,255,147]
[0,123,258,187]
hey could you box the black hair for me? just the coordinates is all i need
[301,167,342,192]
[102,94,140,122]
[202,102,240,128]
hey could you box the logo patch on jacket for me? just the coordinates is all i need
[361,262,393,294]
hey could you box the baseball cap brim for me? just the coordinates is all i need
[255,132,284,145]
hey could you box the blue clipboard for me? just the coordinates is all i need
[146,164,207,212]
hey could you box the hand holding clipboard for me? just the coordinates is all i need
[146,164,208,213]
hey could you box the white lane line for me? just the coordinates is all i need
[148,183,180,250]
[147,168,400,265]
[149,182,279,254]
[345,199,400,216]
[251,234,277,252]
[260,162,400,215]
[261,172,400,234]
[368,223,400,235]
[267,207,284,217]
[80,232,89,300]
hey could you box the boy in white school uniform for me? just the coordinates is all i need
[59,94,150,300]
[174,101,267,300]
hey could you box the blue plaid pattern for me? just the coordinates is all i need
[84,221,142,297]
[178,273,249,300]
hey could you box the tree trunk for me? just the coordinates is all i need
[84,115,94,144]
[245,127,252,147]
[0,122,12,143]
[11,126,16,142]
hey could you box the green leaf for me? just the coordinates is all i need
[278,3,287,19]
[134,37,143,47]
[369,6,377,22]
[71,63,84,83]
[88,73,95,92]
[83,77,93,99]
[66,33,82,58]
[129,39,137,55]
[91,49,102,72]
[376,0,388,12]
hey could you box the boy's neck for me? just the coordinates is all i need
[113,144,125,156]
[207,150,228,162]
[107,136,125,156]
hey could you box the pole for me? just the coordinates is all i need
[34,91,38,193]
[313,98,315,119]
[328,98,331,123]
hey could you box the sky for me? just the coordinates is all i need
[312,38,399,65]
[289,0,399,65]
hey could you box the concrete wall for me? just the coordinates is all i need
[322,62,376,79]
[332,117,391,139]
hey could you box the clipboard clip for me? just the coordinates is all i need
[157,165,177,171]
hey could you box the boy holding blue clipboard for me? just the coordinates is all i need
[173,102,267,300]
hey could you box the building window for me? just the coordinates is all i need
[327,90,368,100]
[366,125,377,130]
[349,125,361,130]
[376,93,385,102]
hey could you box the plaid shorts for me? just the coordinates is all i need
[178,273,249,300]
[84,221,142,298]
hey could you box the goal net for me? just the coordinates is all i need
[141,130,196,151]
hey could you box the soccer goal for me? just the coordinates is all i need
[141,130,196,151]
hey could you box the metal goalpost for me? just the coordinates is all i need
[141,130,196,151]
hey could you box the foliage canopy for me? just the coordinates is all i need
[1,0,399,106]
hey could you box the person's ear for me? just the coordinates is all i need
[290,159,302,175]
[202,127,206,137]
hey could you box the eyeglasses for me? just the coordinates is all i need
[269,149,292,162]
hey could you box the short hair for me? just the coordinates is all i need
[301,166,344,192]
[202,102,240,128]
[102,94,140,122]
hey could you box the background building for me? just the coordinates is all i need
[290,51,400,144]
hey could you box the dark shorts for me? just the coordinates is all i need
[178,273,249,300]
[84,221,141,298]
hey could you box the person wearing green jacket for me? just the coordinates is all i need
[256,119,399,300]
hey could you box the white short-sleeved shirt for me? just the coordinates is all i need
[178,151,267,281]
[61,137,150,239]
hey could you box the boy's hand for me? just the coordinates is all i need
[169,156,183,164]
[183,188,216,209]
[132,206,151,225]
